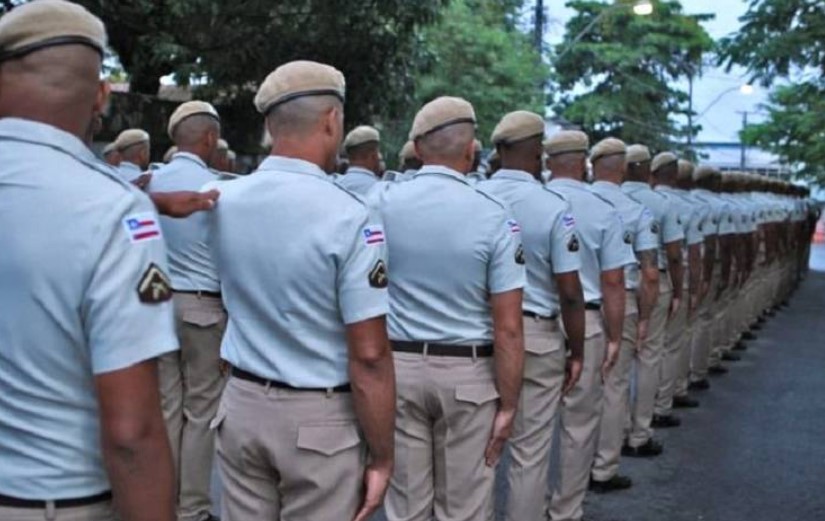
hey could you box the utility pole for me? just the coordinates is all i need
[534,0,544,52]
[739,110,748,170]
[687,69,694,155]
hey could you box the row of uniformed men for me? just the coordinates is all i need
[0,3,818,521]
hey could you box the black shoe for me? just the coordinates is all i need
[765,309,776,317]
[741,331,756,341]
[622,438,663,458]
[708,365,729,376]
[673,395,700,408]
[198,515,220,521]
[589,474,633,493]
[757,316,767,324]
[722,352,741,361]
[688,379,710,391]
[651,414,681,428]
[732,341,748,352]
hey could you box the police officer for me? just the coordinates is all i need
[589,138,660,492]
[102,141,121,166]
[338,125,383,194]
[148,100,227,521]
[479,111,586,521]
[114,128,153,189]
[210,138,230,171]
[544,131,635,521]
[0,2,177,520]
[397,140,421,179]
[621,145,684,457]
[208,60,395,521]
[370,97,525,521]
[467,138,486,184]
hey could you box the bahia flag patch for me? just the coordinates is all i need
[363,225,385,245]
[507,219,521,234]
[123,212,162,243]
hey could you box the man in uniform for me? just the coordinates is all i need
[544,131,634,521]
[589,138,660,492]
[210,138,230,171]
[0,2,177,520]
[397,140,421,178]
[338,125,383,194]
[651,152,706,428]
[371,97,525,521]
[479,111,586,521]
[148,100,226,521]
[102,141,121,166]
[209,60,395,521]
[467,138,486,184]
[621,145,684,457]
[114,128,152,189]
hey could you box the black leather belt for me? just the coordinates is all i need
[523,311,558,320]
[0,491,112,509]
[174,289,222,298]
[391,341,493,358]
[585,302,602,311]
[659,269,668,273]
[231,367,351,393]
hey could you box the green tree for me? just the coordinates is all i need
[718,0,825,183]
[552,0,713,153]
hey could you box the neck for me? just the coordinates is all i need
[551,170,582,181]
[271,139,332,172]
[422,159,469,175]
[349,161,375,174]
[177,144,212,164]
[500,162,538,179]
[594,171,621,185]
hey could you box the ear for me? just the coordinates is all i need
[94,81,111,116]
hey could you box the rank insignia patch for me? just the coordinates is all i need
[651,222,660,234]
[568,235,580,252]
[515,245,525,265]
[623,231,633,244]
[137,263,172,304]
[369,260,388,288]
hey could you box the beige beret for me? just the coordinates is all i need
[0,0,106,62]
[651,152,678,174]
[410,96,476,141]
[168,101,220,140]
[344,125,380,150]
[216,139,229,151]
[227,150,236,161]
[693,165,718,182]
[590,137,626,163]
[677,159,695,181]
[102,142,117,156]
[254,60,345,115]
[543,130,589,157]
[398,141,416,162]
[163,146,178,163]
[114,129,150,151]
[488,149,500,163]
[491,111,545,146]
[626,144,651,164]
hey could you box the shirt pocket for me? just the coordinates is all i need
[455,384,500,406]
[181,308,223,328]
[297,423,362,457]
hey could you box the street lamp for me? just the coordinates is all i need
[556,1,654,62]
[698,84,754,118]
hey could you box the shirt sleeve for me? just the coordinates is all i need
[600,208,636,271]
[488,209,526,294]
[82,193,179,375]
[337,206,390,325]
[634,205,659,253]
[661,199,686,244]
[549,202,581,274]
[685,205,705,245]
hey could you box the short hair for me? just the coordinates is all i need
[266,95,342,140]
[416,122,475,161]
[173,114,220,147]
[346,140,380,161]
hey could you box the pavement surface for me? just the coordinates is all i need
[213,249,825,520]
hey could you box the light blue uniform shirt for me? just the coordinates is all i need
[623,181,685,270]
[337,165,380,195]
[117,160,143,182]
[656,185,702,246]
[0,119,177,499]
[692,189,736,237]
[148,152,220,292]
[207,156,388,387]
[479,169,581,317]
[467,170,487,185]
[590,181,658,290]
[547,178,635,303]
[369,165,525,344]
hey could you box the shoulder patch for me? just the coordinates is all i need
[507,219,521,234]
[369,260,388,288]
[567,234,580,252]
[651,222,660,235]
[623,231,633,244]
[363,225,385,245]
[515,244,525,265]
[137,263,172,304]
[123,212,162,243]
[562,213,576,229]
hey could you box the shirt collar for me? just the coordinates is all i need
[622,180,652,191]
[171,151,209,169]
[345,166,378,178]
[492,169,540,184]
[257,155,329,180]
[591,180,621,192]
[119,161,141,171]
[413,164,470,185]
[0,118,98,166]
[547,177,585,189]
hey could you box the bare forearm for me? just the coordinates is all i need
[667,245,684,300]
[601,281,625,345]
[494,328,524,412]
[688,245,702,297]
[703,239,716,285]
[350,353,396,466]
[559,287,585,363]
[637,249,659,322]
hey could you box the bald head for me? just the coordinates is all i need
[0,44,106,143]
[415,122,475,174]
[499,135,543,178]
[592,154,626,184]
[265,95,344,173]
[546,151,587,181]
[120,142,150,169]
[347,141,382,175]
[172,114,220,163]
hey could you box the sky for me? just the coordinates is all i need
[542,0,767,144]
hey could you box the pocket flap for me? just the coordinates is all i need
[297,423,361,456]
[209,401,227,431]
[455,384,500,406]
[182,309,222,328]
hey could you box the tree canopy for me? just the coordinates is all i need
[552,0,713,153]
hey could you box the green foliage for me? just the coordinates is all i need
[552,0,713,153]
[719,0,824,184]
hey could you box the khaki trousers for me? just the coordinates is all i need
[655,295,689,416]
[628,278,671,448]
[548,310,605,521]
[708,287,734,366]
[688,289,715,383]
[215,378,365,521]
[0,502,115,521]
[159,293,227,521]
[386,353,498,521]
[592,293,638,481]
[504,317,566,521]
